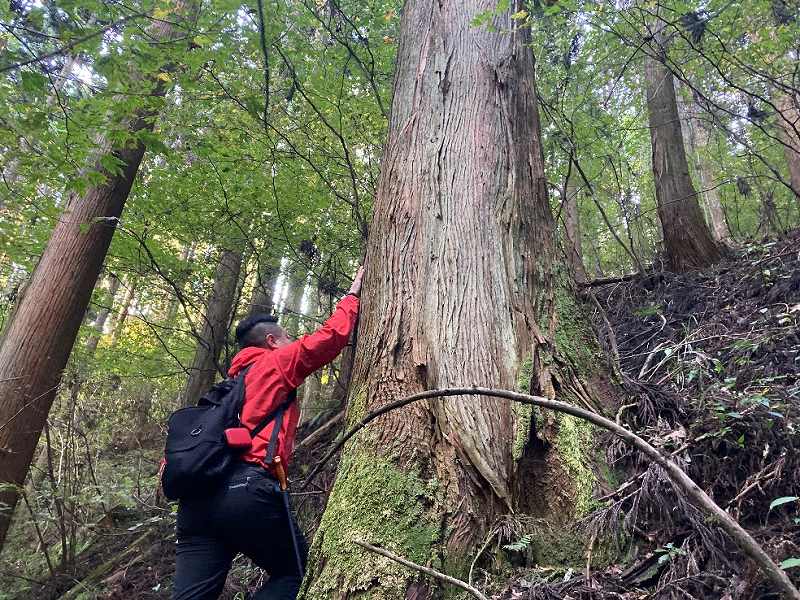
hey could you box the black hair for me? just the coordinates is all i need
[235,313,281,348]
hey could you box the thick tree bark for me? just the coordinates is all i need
[181,246,244,407]
[301,2,610,597]
[0,2,194,552]
[776,91,800,202]
[644,35,722,272]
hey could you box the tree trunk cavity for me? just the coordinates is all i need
[644,35,722,272]
[181,245,244,407]
[300,2,611,597]
[0,1,195,552]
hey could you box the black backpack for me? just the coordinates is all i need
[161,366,296,501]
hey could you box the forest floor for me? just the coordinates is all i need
[6,233,800,599]
[495,232,800,599]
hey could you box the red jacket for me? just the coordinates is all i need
[228,294,359,472]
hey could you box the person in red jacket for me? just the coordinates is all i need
[172,267,363,600]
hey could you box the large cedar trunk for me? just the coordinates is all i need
[301,2,609,597]
[644,36,722,272]
[0,2,193,551]
[181,246,244,406]
[776,91,800,202]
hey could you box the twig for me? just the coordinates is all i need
[306,387,800,600]
[21,489,54,577]
[354,540,489,600]
[468,528,498,587]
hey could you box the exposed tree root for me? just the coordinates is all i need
[301,385,800,599]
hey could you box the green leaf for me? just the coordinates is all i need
[780,558,800,570]
[21,71,48,95]
[769,496,798,511]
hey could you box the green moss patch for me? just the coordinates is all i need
[302,451,440,599]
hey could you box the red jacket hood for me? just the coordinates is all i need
[228,346,269,377]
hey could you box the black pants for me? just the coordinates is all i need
[172,463,308,600]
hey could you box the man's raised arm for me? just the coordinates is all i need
[275,267,363,387]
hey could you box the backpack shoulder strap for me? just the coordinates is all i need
[249,389,298,464]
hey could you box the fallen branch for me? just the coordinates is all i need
[295,411,343,450]
[303,387,800,600]
[582,272,642,287]
[353,540,489,600]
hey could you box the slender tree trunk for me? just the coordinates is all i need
[776,91,800,202]
[644,31,722,272]
[109,278,137,347]
[0,2,195,552]
[301,2,611,597]
[298,288,324,424]
[280,264,306,337]
[692,119,732,243]
[181,246,244,407]
[85,274,121,354]
[247,254,280,317]
[165,243,196,323]
[677,87,733,244]
[563,173,587,284]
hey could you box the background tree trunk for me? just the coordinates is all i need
[247,254,280,317]
[677,87,733,244]
[301,2,610,597]
[280,263,306,337]
[181,246,244,406]
[164,243,196,324]
[563,172,587,283]
[298,287,324,424]
[776,91,800,202]
[644,33,722,272]
[85,274,121,355]
[109,277,137,347]
[0,1,194,552]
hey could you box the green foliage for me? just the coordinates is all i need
[2,0,799,595]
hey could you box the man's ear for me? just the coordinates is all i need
[265,333,277,349]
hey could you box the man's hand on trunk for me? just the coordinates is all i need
[348,266,364,297]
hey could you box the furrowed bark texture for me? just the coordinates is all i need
[300,2,606,597]
[644,40,722,272]
[181,246,244,406]
[776,91,800,202]
[0,2,193,552]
